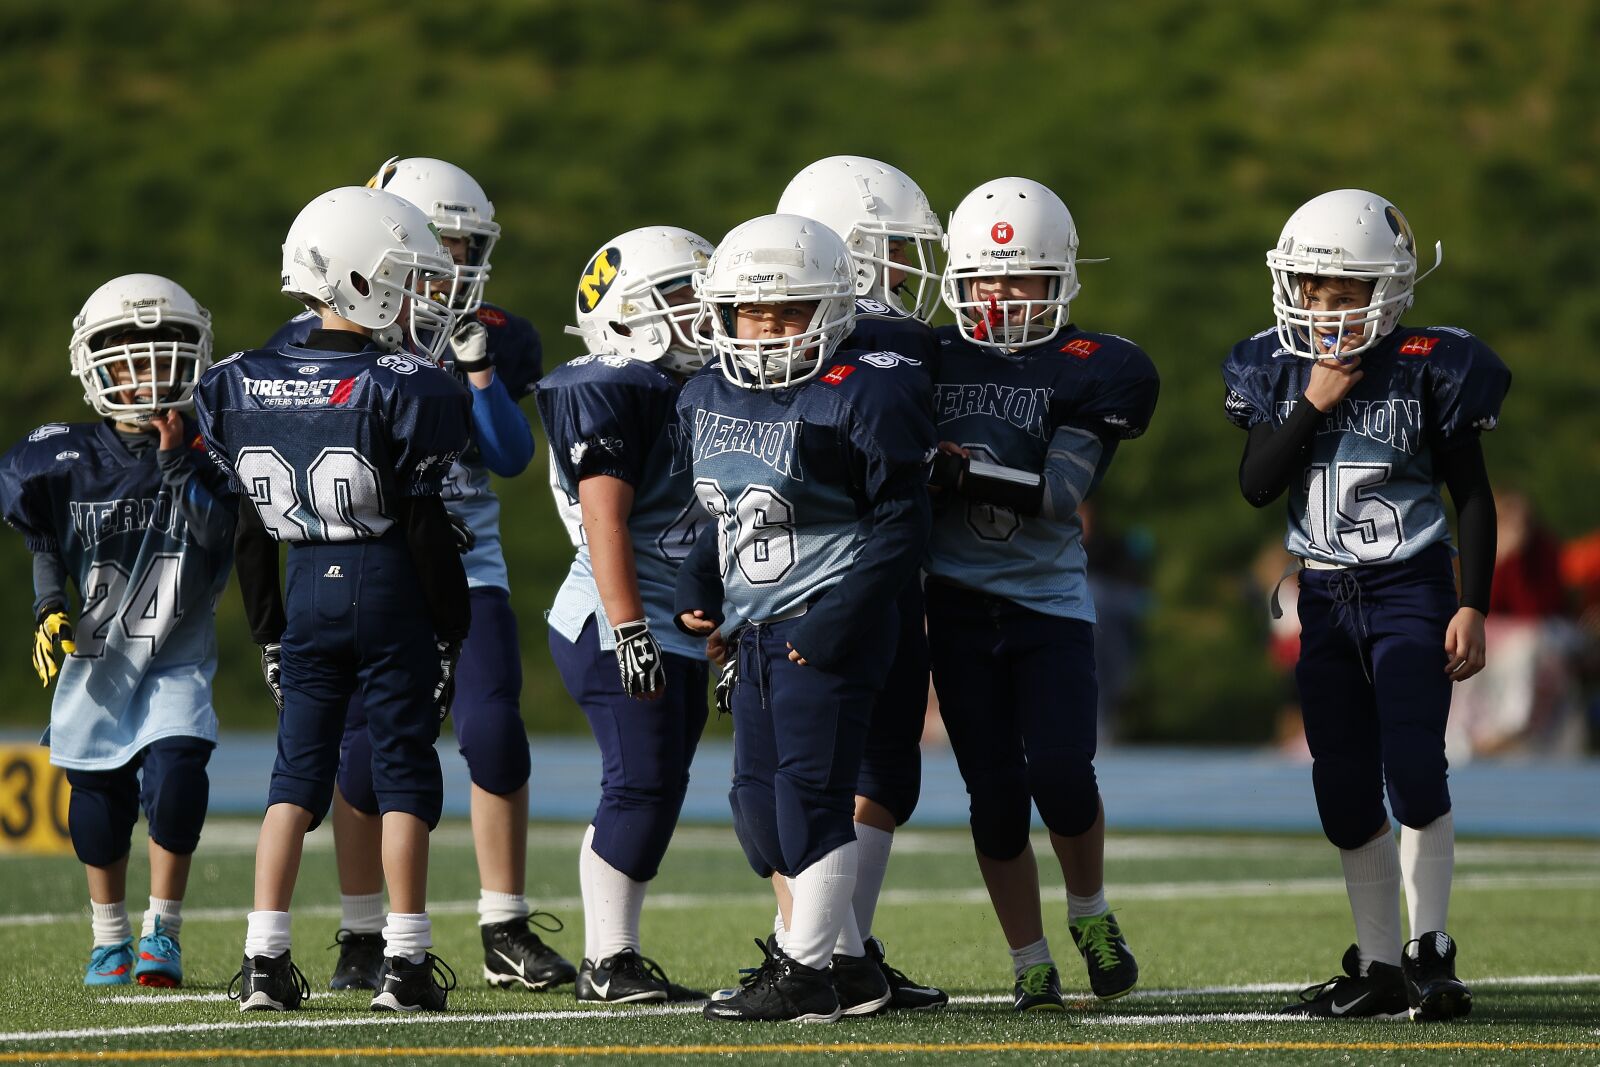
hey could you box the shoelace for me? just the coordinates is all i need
[424,952,458,994]
[613,950,674,987]
[503,911,565,953]
[227,958,311,1004]
[329,928,382,951]
[1075,916,1123,972]
[528,910,566,935]
[1296,972,1356,1003]
[738,938,783,991]
[141,931,179,960]
[865,939,917,988]
[1017,963,1056,997]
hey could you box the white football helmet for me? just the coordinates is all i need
[776,156,943,321]
[941,177,1080,351]
[368,156,500,314]
[697,214,856,390]
[567,226,715,376]
[1268,188,1443,360]
[70,274,213,422]
[280,186,457,362]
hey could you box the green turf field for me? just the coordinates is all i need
[1,821,1596,1065]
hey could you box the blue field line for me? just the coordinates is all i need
[6,732,1595,837]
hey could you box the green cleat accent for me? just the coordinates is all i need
[1069,909,1139,1000]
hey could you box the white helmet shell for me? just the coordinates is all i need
[697,214,856,390]
[941,177,1080,351]
[368,156,500,314]
[570,226,715,376]
[70,273,213,422]
[776,156,943,321]
[1268,188,1437,360]
[280,186,457,362]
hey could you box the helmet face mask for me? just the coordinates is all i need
[697,214,856,390]
[70,274,213,422]
[940,177,1081,353]
[569,226,716,376]
[369,156,501,314]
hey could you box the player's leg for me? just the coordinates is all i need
[1279,567,1407,1019]
[133,737,213,987]
[458,588,574,991]
[65,761,140,985]
[1367,549,1470,1021]
[925,581,1059,1012]
[328,697,386,990]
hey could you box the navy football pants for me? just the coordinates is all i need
[548,618,709,882]
[1296,543,1457,849]
[273,536,443,830]
[729,617,877,878]
[338,586,531,814]
[66,737,213,868]
[926,580,1101,860]
[857,579,929,826]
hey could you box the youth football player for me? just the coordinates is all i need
[199,186,473,1013]
[1,274,230,988]
[676,214,935,1022]
[1223,189,1508,1021]
[928,177,1159,1011]
[268,157,568,993]
[539,226,717,1003]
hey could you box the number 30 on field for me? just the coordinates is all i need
[0,746,72,855]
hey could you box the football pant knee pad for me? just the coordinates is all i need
[967,775,1033,861]
[335,728,381,816]
[1029,751,1100,839]
[590,774,692,882]
[729,785,780,878]
[66,767,140,869]
[1312,757,1391,850]
[857,747,922,827]
[140,739,212,857]
[455,699,531,796]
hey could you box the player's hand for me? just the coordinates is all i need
[613,620,665,700]
[706,628,729,667]
[433,640,461,721]
[450,320,493,378]
[260,642,284,714]
[150,410,186,451]
[714,656,738,717]
[1444,607,1487,682]
[446,511,476,554]
[786,641,809,667]
[678,610,718,637]
[1304,354,1364,412]
[32,605,76,687]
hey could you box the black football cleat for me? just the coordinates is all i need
[1279,944,1410,1018]
[703,938,840,1023]
[1403,932,1473,1022]
[831,951,891,1017]
[1012,962,1067,1013]
[482,912,577,991]
[371,952,457,1012]
[1069,910,1139,1000]
[328,929,386,991]
[864,936,948,1011]
[576,949,705,1004]
[228,952,311,1012]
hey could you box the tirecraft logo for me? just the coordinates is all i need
[242,376,358,407]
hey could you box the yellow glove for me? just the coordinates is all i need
[32,608,76,687]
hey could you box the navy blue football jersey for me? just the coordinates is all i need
[928,325,1160,620]
[677,348,935,626]
[1223,324,1509,566]
[195,342,471,542]
[538,354,704,658]
[846,300,939,376]
[0,420,235,769]
[264,305,541,586]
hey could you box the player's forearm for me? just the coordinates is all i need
[469,376,536,477]
[30,550,67,617]
[1438,437,1496,615]
[1238,399,1323,508]
[673,522,725,633]
[158,447,235,552]
[1040,426,1105,521]
[402,495,471,643]
[579,476,647,623]
[234,502,287,644]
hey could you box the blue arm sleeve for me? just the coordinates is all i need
[469,374,536,477]
[1041,424,1105,520]
[158,447,237,553]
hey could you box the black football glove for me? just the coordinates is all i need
[260,642,284,714]
[433,640,461,721]
[714,656,739,718]
[612,619,665,699]
[449,319,492,375]
[32,603,76,687]
[446,511,477,554]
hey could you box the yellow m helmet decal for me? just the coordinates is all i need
[578,247,622,313]
[1384,205,1416,256]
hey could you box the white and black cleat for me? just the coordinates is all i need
[228,952,310,1012]
[370,952,456,1013]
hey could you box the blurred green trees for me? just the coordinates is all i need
[2,0,1595,737]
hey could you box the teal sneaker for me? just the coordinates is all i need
[1012,962,1066,1012]
[85,940,135,986]
[1069,910,1139,1000]
[135,919,183,987]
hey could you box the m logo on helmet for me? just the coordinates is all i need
[1384,206,1416,254]
[578,247,622,313]
[991,222,1014,244]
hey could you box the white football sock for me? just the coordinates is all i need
[579,832,646,961]
[1009,937,1053,978]
[340,892,386,935]
[478,889,530,928]
[851,822,895,941]
[141,896,183,939]
[783,842,858,969]
[772,909,788,951]
[832,898,865,958]
[578,825,599,960]
[382,912,432,964]
[1067,887,1108,922]
[244,910,292,959]
[90,900,131,948]
[1401,810,1455,938]
[1339,831,1403,971]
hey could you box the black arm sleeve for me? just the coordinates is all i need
[1437,437,1496,614]
[234,502,287,644]
[31,551,67,617]
[402,495,471,643]
[673,523,725,634]
[1238,398,1324,508]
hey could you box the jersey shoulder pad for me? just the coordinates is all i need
[541,352,673,392]
[4,423,95,471]
[817,348,930,396]
[1054,329,1160,440]
[263,310,317,350]
[1398,325,1511,436]
[477,303,542,391]
[1221,329,1289,428]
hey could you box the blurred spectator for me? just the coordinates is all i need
[1084,502,1155,739]
[1559,528,1600,749]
